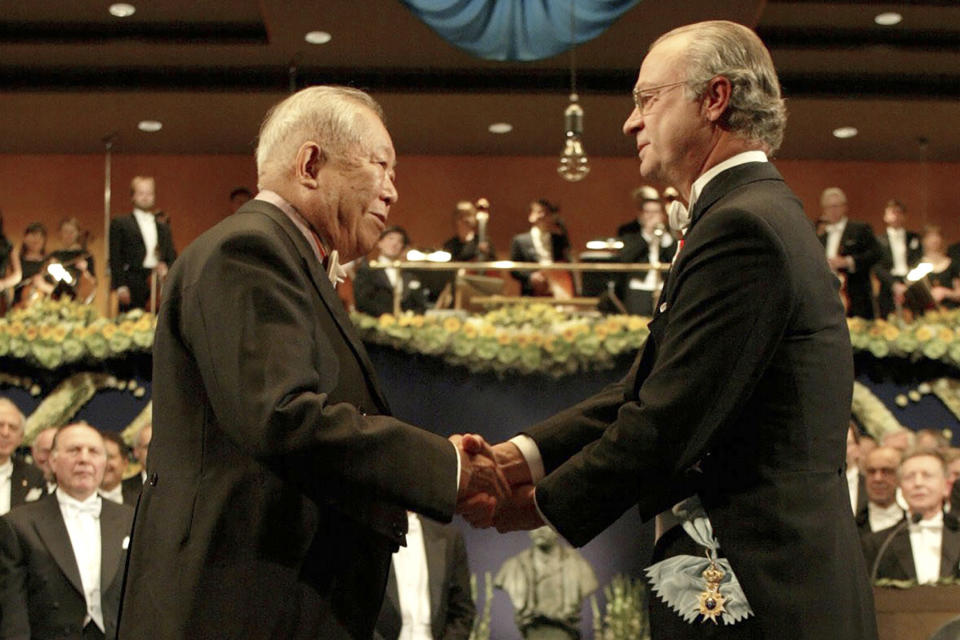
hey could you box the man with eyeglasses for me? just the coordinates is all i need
[466,20,876,640]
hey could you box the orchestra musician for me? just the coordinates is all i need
[46,217,97,304]
[509,199,574,298]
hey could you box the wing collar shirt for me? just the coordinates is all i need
[909,510,944,584]
[132,208,159,269]
[887,227,909,277]
[0,459,12,515]
[392,512,433,640]
[868,501,904,533]
[56,489,104,631]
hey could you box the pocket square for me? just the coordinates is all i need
[123,536,130,550]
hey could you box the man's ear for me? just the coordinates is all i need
[295,142,325,188]
[701,75,732,124]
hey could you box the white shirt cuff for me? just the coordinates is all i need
[509,434,545,483]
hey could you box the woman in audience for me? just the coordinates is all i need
[921,225,960,309]
[13,222,52,307]
[47,217,96,304]
[0,210,22,314]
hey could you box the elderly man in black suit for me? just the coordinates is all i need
[864,450,960,584]
[818,187,881,318]
[108,175,177,312]
[0,397,45,515]
[0,422,133,640]
[464,20,877,640]
[375,514,475,640]
[874,199,923,319]
[117,86,506,640]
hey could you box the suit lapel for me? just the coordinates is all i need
[32,494,85,597]
[256,205,392,413]
[99,502,127,592]
[421,517,447,625]
[891,529,918,581]
[940,515,960,579]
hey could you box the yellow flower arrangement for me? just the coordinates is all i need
[847,309,960,368]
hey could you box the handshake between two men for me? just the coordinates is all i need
[449,433,544,533]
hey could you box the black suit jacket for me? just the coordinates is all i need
[6,457,46,511]
[863,512,960,582]
[375,516,475,640]
[818,219,881,319]
[120,475,142,506]
[108,213,177,310]
[509,230,571,295]
[0,493,133,640]
[118,199,459,640]
[526,162,876,639]
[353,259,428,317]
[873,229,923,318]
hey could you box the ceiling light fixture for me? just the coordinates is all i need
[557,2,590,182]
[488,122,512,134]
[109,3,136,18]
[874,12,902,26]
[138,120,163,133]
[304,31,332,45]
[832,126,858,139]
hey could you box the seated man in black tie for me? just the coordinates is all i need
[0,422,134,640]
[354,226,428,317]
[0,396,45,515]
[863,449,960,584]
[856,446,905,535]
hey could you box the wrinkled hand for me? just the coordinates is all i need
[450,433,510,510]
[459,440,536,529]
[491,484,544,533]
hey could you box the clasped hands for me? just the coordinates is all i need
[449,434,544,533]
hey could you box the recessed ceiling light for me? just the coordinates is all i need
[304,31,332,45]
[875,12,902,26]
[109,3,136,18]
[488,122,513,134]
[832,126,858,139]
[138,120,163,133]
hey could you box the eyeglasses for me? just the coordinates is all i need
[632,80,687,114]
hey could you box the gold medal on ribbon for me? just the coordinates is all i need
[696,555,727,623]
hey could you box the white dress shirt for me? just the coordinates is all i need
[887,227,909,277]
[868,501,904,533]
[57,490,105,631]
[0,459,12,515]
[132,208,159,269]
[391,512,432,640]
[529,226,554,265]
[99,484,124,504]
[909,511,944,585]
[824,218,847,262]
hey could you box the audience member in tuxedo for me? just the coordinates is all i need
[856,447,905,535]
[108,175,177,312]
[229,187,253,214]
[863,449,960,584]
[0,397,45,516]
[920,226,960,309]
[874,199,922,319]
[0,422,134,639]
[13,222,53,308]
[117,86,505,640]
[442,200,495,262]
[374,513,475,640]
[0,210,22,312]
[614,187,676,315]
[120,424,150,504]
[818,187,881,318]
[476,21,877,639]
[882,427,916,453]
[354,226,428,317]
[31,426,59,494]
[98,431,132,505]
[846,423,868,516]
[48,217,97,304]
[510,199,572,296]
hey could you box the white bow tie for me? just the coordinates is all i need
[60,495,102,518]
[326,250,347,286]
[911,519,941,532]
[668,200,690,232]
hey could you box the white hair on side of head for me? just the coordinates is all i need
[255,85,385,177]
[654,21,787,154]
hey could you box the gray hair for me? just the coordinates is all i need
[255,85,385,176]
[820,187,847,206]
[655,21,787,154]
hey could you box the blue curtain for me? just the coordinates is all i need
[401,0,641,61]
